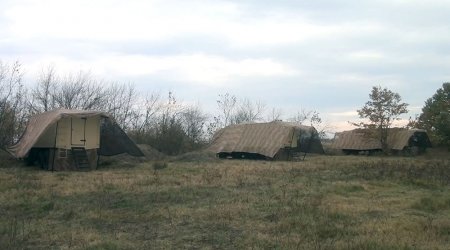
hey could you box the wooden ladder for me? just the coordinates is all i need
[71,147,90,169]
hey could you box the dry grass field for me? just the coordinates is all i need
[1,151,450,249]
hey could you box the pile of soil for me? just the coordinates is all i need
[136,144,167,160]
[99,145,219,167]
[170,150,218,162]
[98,144,166,167]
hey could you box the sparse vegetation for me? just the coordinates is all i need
[1,154,449,249]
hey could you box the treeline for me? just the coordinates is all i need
[2,61,448,153]
[0,61,326,155]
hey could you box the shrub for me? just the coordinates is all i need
[152,161,168,171]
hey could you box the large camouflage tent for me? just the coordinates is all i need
[330,128,432,154]
[208,121,324,160]
[7,109,143,170]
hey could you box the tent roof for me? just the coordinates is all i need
[331,128,431,151]
[7,109,143,158]
[331,130,380,151]
[208,121,323,158]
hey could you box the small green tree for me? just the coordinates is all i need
[353,86,408,153]
[417,83,450,148]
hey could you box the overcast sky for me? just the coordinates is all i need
[1,0,449,131]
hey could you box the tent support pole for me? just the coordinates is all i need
[96,117,104,170]
[51,121,59,172]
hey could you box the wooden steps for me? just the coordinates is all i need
[71,147,90,169]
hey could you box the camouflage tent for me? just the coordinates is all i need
[208,121,324,160]
[7,109,143,170]
[330,128,432,154]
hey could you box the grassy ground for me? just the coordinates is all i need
[1,153,450,249]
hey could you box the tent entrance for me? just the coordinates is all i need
[71,118,86,146]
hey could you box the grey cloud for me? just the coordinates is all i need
[1,0,449,128]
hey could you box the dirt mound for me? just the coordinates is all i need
[136,144,166,160]
[99,144,166,167]
[98,146,219,167]
[171,150,218,162]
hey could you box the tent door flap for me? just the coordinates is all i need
[71,118,86,146]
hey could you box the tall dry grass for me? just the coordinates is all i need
[0,154,449,249]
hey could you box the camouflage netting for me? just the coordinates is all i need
[99,144,166,166]
[330,128,432,151]
[98,118,143,157]
[208,121,324,159]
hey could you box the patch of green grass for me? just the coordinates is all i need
[333,184,366,196]
[407,179,441,190]
[438,225,450,237]
[411,196,450,213]
[40,201,55,213]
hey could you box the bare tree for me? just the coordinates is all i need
[159,92,184,130]
[30,66,145,130]
[52,71,105,110]
[266,107,283,122]
[152,92,187,155]
[206,116,221,142]
[104,83,138,130]
[0,61,28,147]
[289,109,322,126]
[231,98,266,124]
[205,93,237,141]
[129,91,163,139]
[31,65,57,113]
[288,109,331,138]
[216,93,237,127]
[182,104,208,147]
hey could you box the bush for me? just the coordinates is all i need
[152,161,168,171]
